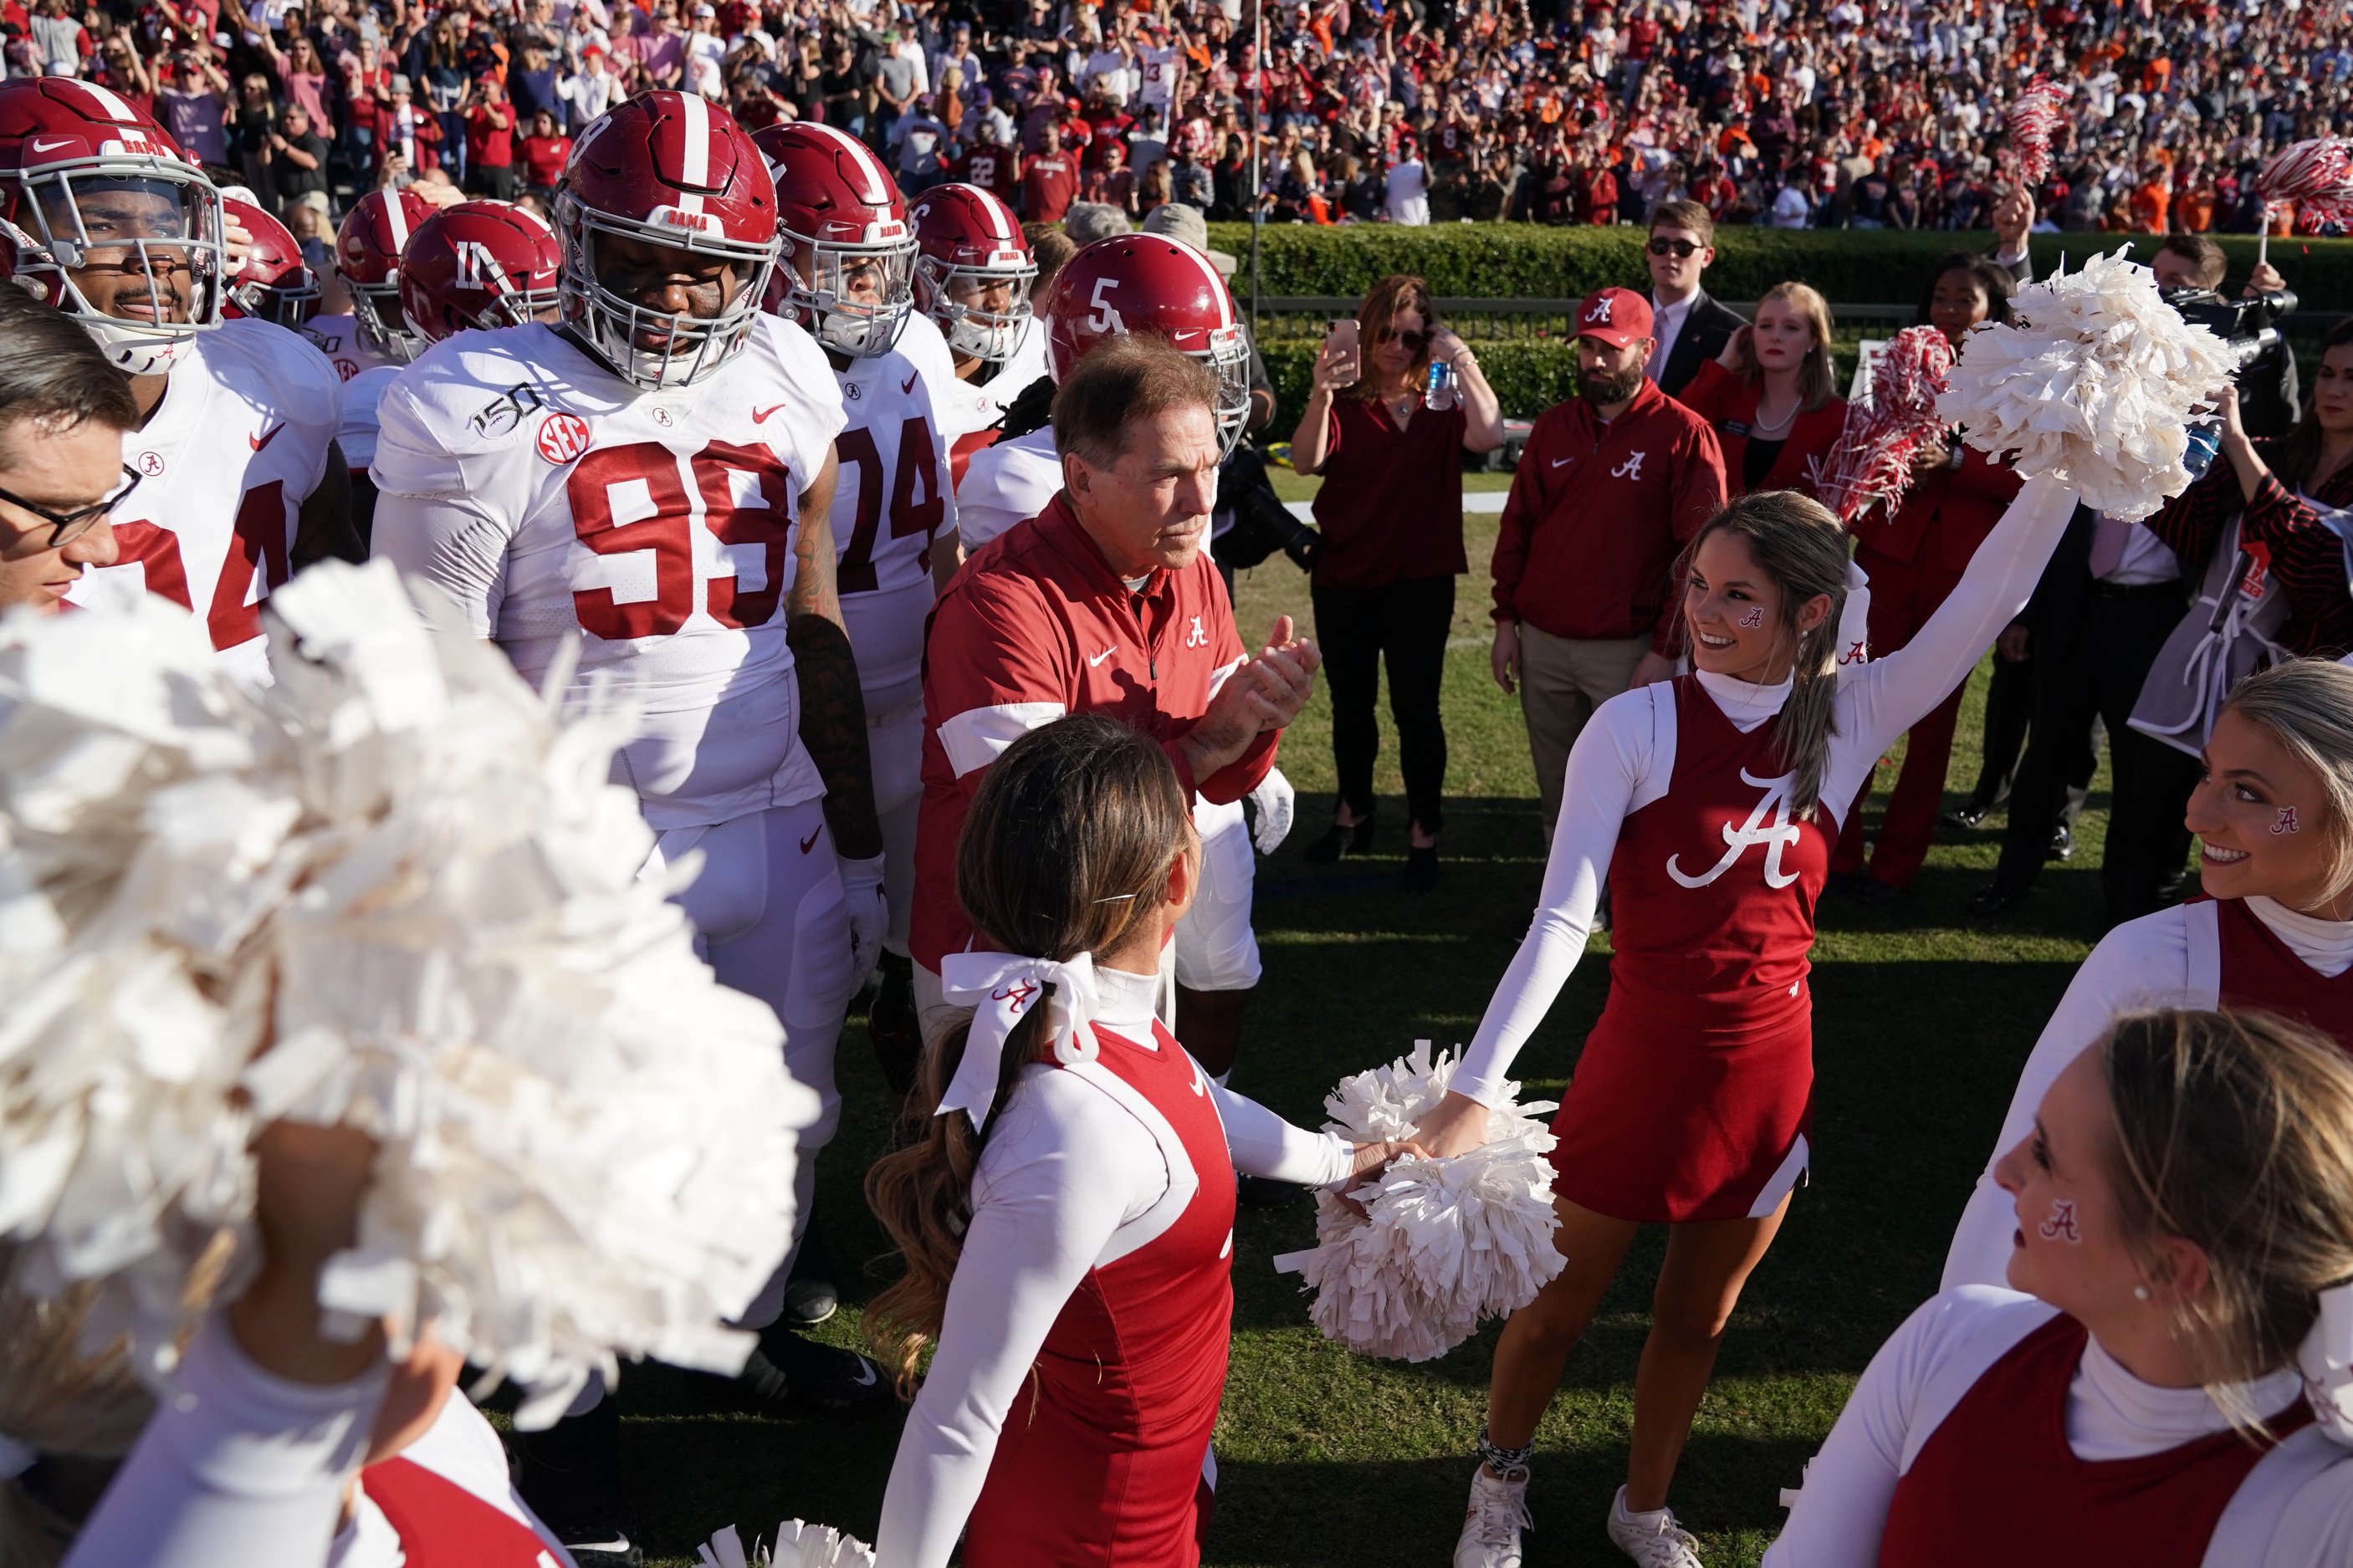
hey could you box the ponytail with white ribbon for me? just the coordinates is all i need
[936,950,1104,1131]
[2299,1280,2353,1446]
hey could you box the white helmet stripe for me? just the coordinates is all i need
[678,92,710,188]
[76,80,140,122]
[806,122,890,205]
[383,192,412,251]
[979,188,1012,241]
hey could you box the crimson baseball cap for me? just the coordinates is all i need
[1576,287,1654,348]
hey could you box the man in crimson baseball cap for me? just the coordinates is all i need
[1574,286,1655,349]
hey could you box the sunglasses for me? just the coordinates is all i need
[0,465,141,549]
[1383,329,1433,352]
[1648,237,1703,258]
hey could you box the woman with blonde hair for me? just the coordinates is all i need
[867,716,1415,1565]
[1410,473,2081,1568]
[1289,273,1505,886]
[1673,282,1846,498]
[1777,1008,2353,1565]
[1946,657,2353,1288]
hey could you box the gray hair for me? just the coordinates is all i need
[1060,202,1133,246]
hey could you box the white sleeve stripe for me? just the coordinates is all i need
[1206,655,1245,698]
[938,702,1067,778]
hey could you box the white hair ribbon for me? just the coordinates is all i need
[2298,1280,2353,1448]
[937,950,1102,1131]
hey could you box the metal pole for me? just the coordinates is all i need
[1249,0,1263,343]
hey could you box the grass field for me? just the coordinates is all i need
[603,470,2146,1567]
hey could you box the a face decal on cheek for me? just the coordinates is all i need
[2037,1198,2080,1243]
[1738,606,1763,629]
[2273,805,2300,835]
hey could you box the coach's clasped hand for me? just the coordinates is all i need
[1179,614,1322,779]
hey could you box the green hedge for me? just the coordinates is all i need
[1208,223,2353,309]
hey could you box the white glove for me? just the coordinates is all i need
[838,853,887,985]
[1246,768,1296,856]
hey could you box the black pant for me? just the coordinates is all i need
[467,161,518,200]
[1958,646,2097,828]
[1312,575,1454,835]
[1995,586,2202,922]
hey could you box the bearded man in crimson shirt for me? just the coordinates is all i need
[910,333,1321,1044]
[1490,287,1728,835]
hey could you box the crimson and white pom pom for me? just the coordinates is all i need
[698,1520,877,1568]
[1935,249,2238,522]
[2005,74,2071,188]
[0,563,819,1420]
[2259,137,2352,205]
[1808,325,1954,524]
[1272,1041,1563,1363]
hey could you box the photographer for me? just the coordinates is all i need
[1291,274,1503,891]
[2154,234,2299,440]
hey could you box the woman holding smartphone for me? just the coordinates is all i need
[1288,273,1505,889]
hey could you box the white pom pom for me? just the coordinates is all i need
[697,1520,877,1568]
[1935,248,2238,522]
[1272,1041,1563,1362]
[0,562,821,1406]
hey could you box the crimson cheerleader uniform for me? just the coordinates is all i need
[1946,894,2353,1290]
[1452,477,2079,1223]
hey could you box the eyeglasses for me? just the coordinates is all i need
[0,465,141,549]
[1648,237,1703,258]
[1386,329,1433,352]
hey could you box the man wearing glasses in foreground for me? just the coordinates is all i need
[0,289,135,614]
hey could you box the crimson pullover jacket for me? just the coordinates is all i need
[1491,379,1727,646]
[911,493,1276,971]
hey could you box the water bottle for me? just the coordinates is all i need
[1425,358,1457,411]
[2184,420,2222,483]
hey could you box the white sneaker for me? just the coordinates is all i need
[1606,1485,1704,1568]
[1452,1465,1532,1568]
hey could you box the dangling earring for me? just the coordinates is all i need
[2134,1285,2151,1301]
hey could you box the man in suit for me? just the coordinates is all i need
[1641,199,1747,397]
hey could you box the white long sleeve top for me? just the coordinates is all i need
[1452,475,2081,1109]
[1766,1286,2353,1568]
[874,961,1355,1568]
[62,1312,575,1568]
[1943,896,2353,1291]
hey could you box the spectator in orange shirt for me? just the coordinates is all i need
[2129,167,2171,232]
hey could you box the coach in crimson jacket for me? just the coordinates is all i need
[1491,287,1727,833]
[909,334,1319,1036]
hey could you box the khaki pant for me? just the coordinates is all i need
[1517,624,1650,835]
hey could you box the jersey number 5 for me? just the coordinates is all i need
[833,416,945,595]
[568,440,796,639]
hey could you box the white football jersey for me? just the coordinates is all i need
[832,313,959,701]
[955,423,1062,554]
[368,314,847,832]
[302,314,402,472]
[69,316,342,687]
[934,320,1048,488]
[1137,43,1180,105]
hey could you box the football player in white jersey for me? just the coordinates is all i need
[908,181,1047,493]
[0,77,356,687]
[753,120,959,1162]
[369,91,889,1556]
[305,187,434,549]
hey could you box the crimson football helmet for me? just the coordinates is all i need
[399,200,561,342]
[909,181,1033,363]
[334,187,434,363]
[222,197,320,327]
[1046,236,1250,454]
[557,92,780,390]
[0,77,228,375]
[752,120,914,359]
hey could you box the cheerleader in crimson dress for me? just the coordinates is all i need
[865,716,1414,1568]
[1772,1009,2353,1568]
[1416,475,2081,1568]
[1946,656,2353,1291]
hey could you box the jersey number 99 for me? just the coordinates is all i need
[567,440,797,640]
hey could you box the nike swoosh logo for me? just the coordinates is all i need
[1550,456,1572,467]
[849,1357,879,1387]
[753,404,789,423]
[901,372,918,395]
[1089,647,1115,667]
[250,423,285,452]
[799,827,821,853]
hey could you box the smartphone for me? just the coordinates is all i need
[1327,316,1358,358]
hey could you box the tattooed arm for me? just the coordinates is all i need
[785,449,883,861]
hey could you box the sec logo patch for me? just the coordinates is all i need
[535,412,592,464]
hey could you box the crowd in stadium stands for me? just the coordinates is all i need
[8,0,2351,236]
